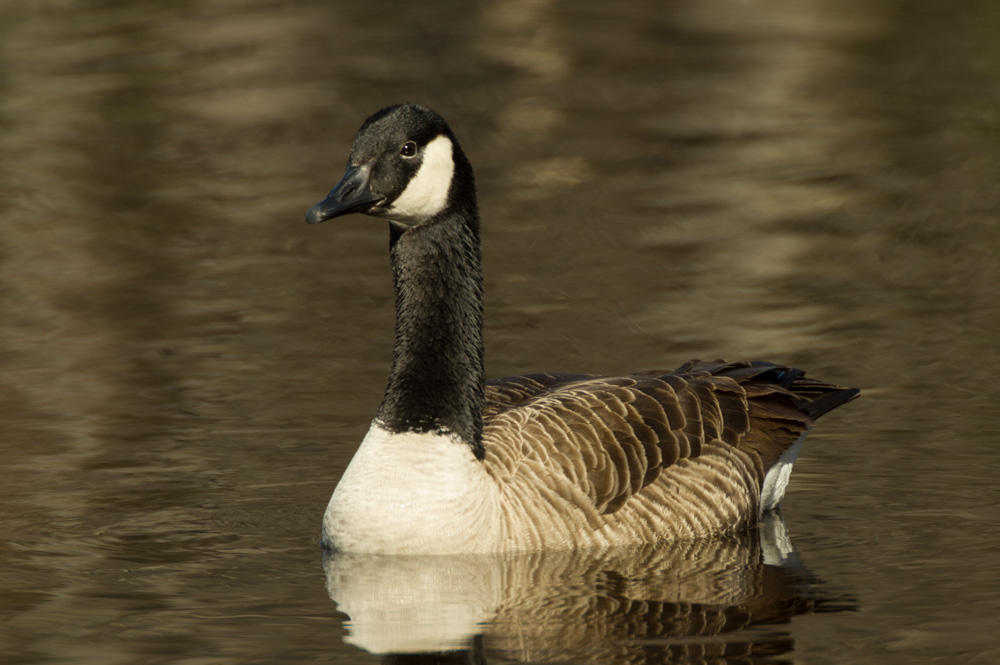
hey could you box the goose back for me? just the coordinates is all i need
[481,360,856,550]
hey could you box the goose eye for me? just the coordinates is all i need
[400,142,417,157]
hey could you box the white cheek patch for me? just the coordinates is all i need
[389,134,454,221]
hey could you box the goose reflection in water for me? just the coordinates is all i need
[323,513,854,664]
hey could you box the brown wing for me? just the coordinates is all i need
[483,360,857,516]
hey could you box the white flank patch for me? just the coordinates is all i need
[759,428,810,514]
[322,422,502,554]
[388,134,455,221]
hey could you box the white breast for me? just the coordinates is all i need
[322,422,503,554]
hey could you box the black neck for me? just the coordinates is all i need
[375,205,486,459]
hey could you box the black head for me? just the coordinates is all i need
[306,104,474,227]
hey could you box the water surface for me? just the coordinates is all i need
[1,0,999,663]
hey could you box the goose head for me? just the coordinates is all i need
[306,104,475,228]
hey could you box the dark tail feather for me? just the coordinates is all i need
[800,387,860,420]
[666,358,859,421]
[712,360,860,420]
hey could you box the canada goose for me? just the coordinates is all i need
[306,103,858,554]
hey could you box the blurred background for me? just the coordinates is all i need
[1,0,998,663]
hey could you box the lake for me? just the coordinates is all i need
[1,0,998,663]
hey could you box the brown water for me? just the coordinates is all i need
[1,0,999,663]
